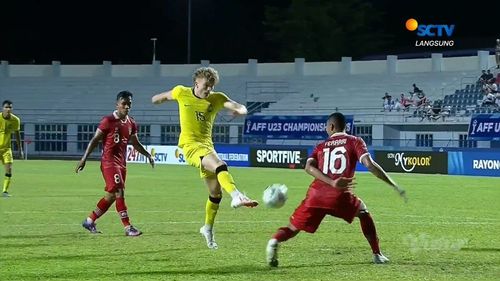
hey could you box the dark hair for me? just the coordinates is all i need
[2,100,12,106]
[328,112,346,131]
[116,91,133,100]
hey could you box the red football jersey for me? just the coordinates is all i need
[309,132,369,190]
[98,112,137,168]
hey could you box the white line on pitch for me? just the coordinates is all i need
[5,220,498,228]
[3,210,499,222]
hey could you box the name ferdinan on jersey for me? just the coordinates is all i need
[324,138,347,147]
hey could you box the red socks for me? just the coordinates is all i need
[115,197,130,227]
[271,214,380,256]
[359,212,380,254]
[88,196,131,227]
[273,227,299,242]
[89,197,113,221]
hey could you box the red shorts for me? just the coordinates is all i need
[290,187,361,233]
[101,165,126,193]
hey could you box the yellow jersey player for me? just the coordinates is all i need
[152,66,258,249]
[0,100,23,197]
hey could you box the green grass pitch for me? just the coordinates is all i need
[1,160,499,280]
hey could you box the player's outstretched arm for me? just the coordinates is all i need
[223,99,247,116]
[305,158,355,189]
[129,134,155,168]
[152,90,174,105]
[361,154,407,202]
[76,129,104,173]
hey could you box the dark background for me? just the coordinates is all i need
[1,0,498,64]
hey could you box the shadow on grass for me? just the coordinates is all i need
[460,247,500,253]
[398,260,500,266]
[8,265,271,279]
[114,261,363,277]
[1,243,52,248]
[0,232,81,239]
[7,249,179,262]
[139,230,200,236]
[115,264,271,276]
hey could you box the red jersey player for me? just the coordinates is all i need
[76,91,154,236]
[266,112,407,266]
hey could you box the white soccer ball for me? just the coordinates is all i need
[263,183,288,208]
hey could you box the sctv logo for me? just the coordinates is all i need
[405,18,455,37]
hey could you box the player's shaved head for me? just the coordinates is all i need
[2,100,12,106]
[327,112,346,132]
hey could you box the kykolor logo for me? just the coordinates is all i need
[405,18,455,47]
[375,151,447,174]
[387,152,431,172]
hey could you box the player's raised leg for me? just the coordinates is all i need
[201,153,258,208]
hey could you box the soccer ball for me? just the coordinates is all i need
[263,184,288,208]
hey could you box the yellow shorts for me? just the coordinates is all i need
[0,148,13,165]
[182,143,216,178]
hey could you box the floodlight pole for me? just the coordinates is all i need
[187,0,192,64]
[151,38,157,64]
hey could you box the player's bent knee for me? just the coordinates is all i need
[215,164,228,174]
[105,192,117,201]
[357,200,369,217]
[209,196,222,204]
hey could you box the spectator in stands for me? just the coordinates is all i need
[481,82,497,107]
[393,98,402,111]
[440,105,451,120]
[411,84,423,96]
[478,70,488,84]
[381,93,394,111]
[485,81,498,94]
[429,100,444,121]
[419,100,434,121]
[485,70,495,83]
[414,91,427,108]
[496,39,500,69]
[398,93,413,111]
[482,93,496,107]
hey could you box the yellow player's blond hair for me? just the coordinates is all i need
[192,67,219,86]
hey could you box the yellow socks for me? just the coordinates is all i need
[2,175,11,193]
[205,197,221,226]
[216,171,237,194]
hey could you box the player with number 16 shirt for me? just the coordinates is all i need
[266,112,408,267]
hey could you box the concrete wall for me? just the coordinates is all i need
[1,51,496,78]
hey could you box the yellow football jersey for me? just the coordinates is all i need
[0,113,21,150]
[172,85,228,147]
